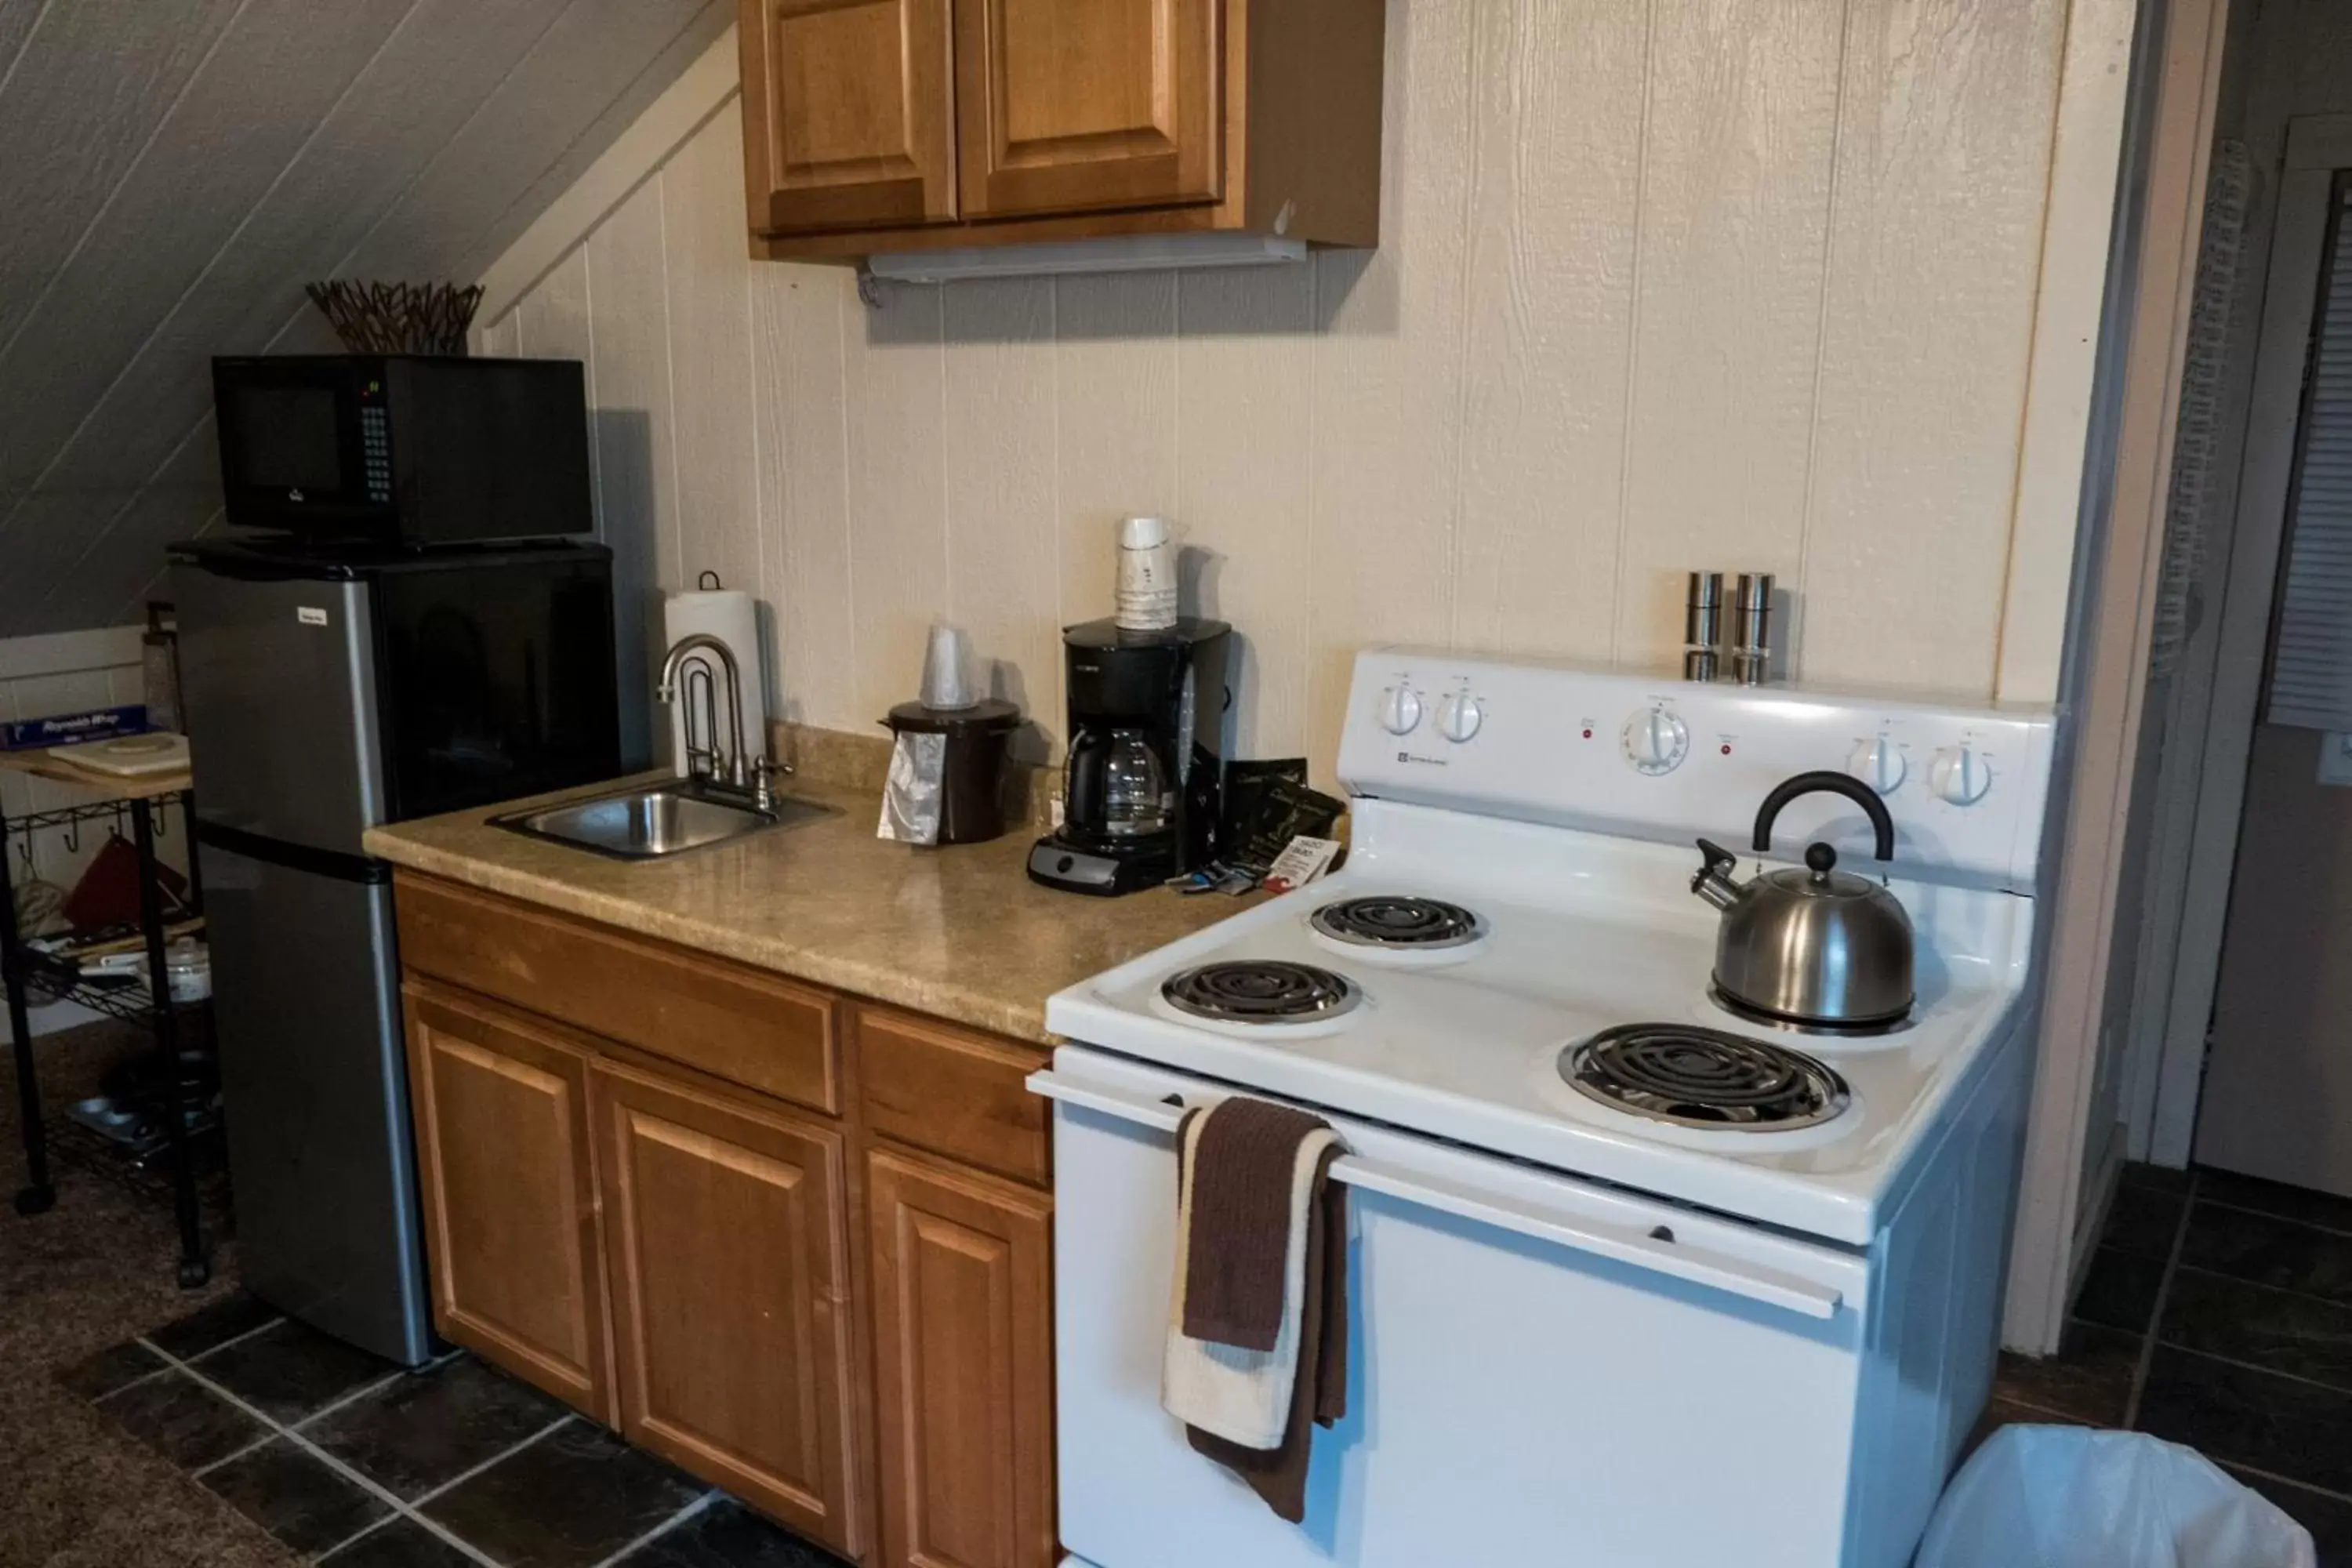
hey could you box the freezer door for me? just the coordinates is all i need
[203,840,432,1365]
[172,562,385,855]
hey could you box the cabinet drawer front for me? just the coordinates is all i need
[592,1062,863,1557]
[745,0,959,234]
[403,982,611,1421]
[395,873,840,1116]
[868,1148,1055,1568]
[856,1005,1050,1185]
[955,0,1223,220]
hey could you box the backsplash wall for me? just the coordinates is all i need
[482,0,2087,781]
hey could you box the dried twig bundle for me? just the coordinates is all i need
[303,280,485,354]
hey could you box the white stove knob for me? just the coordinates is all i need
[1929,744,1992,805]
[1377,683,1424,735]
[1436,691,1483,743]
[1621,707,1690,775]
[1847,735,1906,793]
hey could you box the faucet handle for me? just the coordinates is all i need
[750,757,791,811]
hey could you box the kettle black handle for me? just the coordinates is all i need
[1752,770,1896,862]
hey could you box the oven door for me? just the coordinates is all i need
[1033,1047,1887,1568]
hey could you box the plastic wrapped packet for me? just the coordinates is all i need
[877,731,946,844]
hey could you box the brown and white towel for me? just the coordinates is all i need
[1161,1097,1350,1523]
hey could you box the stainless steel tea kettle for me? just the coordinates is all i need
[1690,771,1915,1030]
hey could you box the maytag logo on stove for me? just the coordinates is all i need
[1397,750,1449,767]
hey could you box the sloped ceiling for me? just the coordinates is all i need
[0,0,730,638]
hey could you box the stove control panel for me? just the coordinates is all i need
[1338,649,2057,891]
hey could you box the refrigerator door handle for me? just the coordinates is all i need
[193,820,390,884]
[1029,1069,1846,1319]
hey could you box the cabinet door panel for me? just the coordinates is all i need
[402,982,610,1421]
[742,0,958,235]
[869,1149,1054,1568]
[954,0,1221,219]
[594,1062,862,1557]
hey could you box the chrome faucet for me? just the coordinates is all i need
[658,633,786,809]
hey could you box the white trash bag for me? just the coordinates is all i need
[1916,1425,2314,1568]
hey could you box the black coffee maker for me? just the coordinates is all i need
[1028,617,1233,895]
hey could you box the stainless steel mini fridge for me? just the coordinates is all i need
[170,538,620,1363]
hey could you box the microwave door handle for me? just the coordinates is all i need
[1029,1069,1846,1321]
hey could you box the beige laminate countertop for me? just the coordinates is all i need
[361,774,1238,1044]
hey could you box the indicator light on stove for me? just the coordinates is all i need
[1377,682,1423,735]
[1847,735,1906,793]
[1620,707,1690,775]
[1436,691,1483,743]
[1929,744,1991,805]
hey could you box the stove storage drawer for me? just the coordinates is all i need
[1034,1047,1901,1568]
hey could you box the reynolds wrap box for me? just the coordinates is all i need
[0,704,149,751]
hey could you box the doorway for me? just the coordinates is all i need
[2112,74,2352,1202]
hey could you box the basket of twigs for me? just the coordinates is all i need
[304,280,485,354]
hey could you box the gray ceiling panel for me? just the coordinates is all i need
[0,0,726,638]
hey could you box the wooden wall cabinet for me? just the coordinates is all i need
[395,874,1058,1568]
[741,0,1385,260]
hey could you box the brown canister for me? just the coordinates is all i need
[881,698,1022,844]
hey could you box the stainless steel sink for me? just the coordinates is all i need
[492,782,834,859]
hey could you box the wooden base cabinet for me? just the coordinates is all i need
[868,1149,1054,1568]
[394,874,1059,1567]
[401,981,614,1422]
[593,1061,865,1558]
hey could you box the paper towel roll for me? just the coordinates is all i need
[661,587,765,779]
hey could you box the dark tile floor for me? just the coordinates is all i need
[60,1297,848,1566]
[60,1158,2352,1565]
[1989,1161,2352,1561]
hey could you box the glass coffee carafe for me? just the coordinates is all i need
[1098,727,1174,836]
[1065,724,1177,840]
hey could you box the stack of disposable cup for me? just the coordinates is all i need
[1116,516,1178,631]
[919,624,975,710]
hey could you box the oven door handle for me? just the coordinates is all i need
[1029,1071,1846,1320]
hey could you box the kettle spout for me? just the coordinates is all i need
[1691,838,1744,912]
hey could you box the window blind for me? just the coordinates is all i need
[2270,187,2352,730]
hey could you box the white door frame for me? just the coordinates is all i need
[2003,0,2231,1356]
[2143,116,2352,1162]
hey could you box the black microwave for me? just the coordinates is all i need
[211,354,593,545]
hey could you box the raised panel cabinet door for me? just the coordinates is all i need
[868,1148,1054,1568]
[953,0,1222,220]
[592,1061,863,1558]
[401,982,612,1421]
[741,0,958,235]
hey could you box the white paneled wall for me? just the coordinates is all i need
[485,0,2075,782]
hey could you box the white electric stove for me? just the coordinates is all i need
[1033,649,2056,1568]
